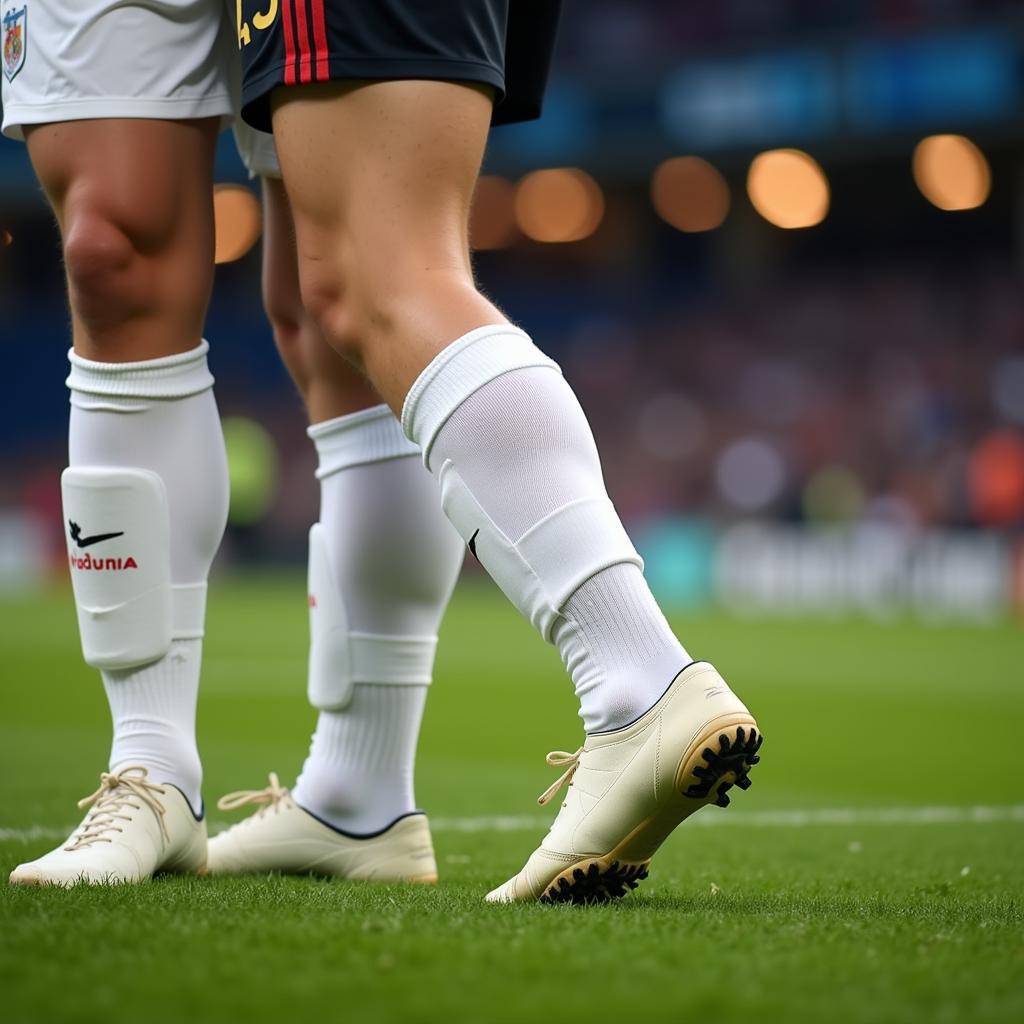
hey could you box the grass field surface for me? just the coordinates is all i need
[2,576,1022,1023]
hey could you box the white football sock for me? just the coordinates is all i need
[553,565,689,732]
[292,406,463,834]
[402,325,691,733]
[67,342,228,812]
[294,684,428,836]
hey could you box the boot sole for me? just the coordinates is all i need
[539,715,763,906]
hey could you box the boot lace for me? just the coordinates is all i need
[67,766,169,849]
[537,748,583,806]
[217,772,290,818]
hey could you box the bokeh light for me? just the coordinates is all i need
[222,416,279,526]
[913,134,991,211]
[967,430,1024,526]
[715,437,787,510]
[650,156,730,233]
[636,393,707,460]
[747,149,830,229]
[515,168,605,243]
[470,175,519,250]
[213,184,262,264]
[803,466,865,524]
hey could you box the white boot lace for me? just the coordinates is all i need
[217,772,290,818]
[67,767,169,849]
[537,748,584,806]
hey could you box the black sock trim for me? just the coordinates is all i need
[163,782,204,822]
[295,804,426,840]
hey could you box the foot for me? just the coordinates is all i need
[207,772,439,882]
[486,662,763,905]
[9,766,207,887]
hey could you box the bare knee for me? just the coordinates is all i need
[59,198,211,361]
[299,270,364,366]
[265,301,313,394]
[62,213,144,328]
[25,118,218,361]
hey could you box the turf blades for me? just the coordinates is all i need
[684,726,764,807]
[540,861,649,906]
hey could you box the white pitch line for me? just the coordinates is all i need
[430,804,1024,833]
[2,804,1023,844]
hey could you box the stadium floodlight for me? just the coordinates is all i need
[912,134,991,211]
[213,184,263,264]
[651,156,731,233]
[514,168,604,243]
[746,148,830,229]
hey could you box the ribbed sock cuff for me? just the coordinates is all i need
[66,341,214,400]
[400,325,560,469]
[307,405,419,478]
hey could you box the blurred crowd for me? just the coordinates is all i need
[231,260,1024,559]
[566,265,1024,533]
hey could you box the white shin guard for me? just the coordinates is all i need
[306,523,439,711]
[62,466,205,670]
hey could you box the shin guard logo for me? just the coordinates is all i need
[67,520,136,571]
[69,520,125,549]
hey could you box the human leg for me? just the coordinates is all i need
[267,78,761,902]
[28,114,228,806]
[232,0,760,900]
[207,150,463,876]
[5,0,234,886]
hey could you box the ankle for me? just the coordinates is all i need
[557,564,691,733]
[109,739,203,815]
[292,768,414,836]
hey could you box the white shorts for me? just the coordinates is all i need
[233,120,280,180]
[1,0,236,140]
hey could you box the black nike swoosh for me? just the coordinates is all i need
[75,531,125,548]
[468,529,480,559]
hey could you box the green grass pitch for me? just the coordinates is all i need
[2,576,1022,1024]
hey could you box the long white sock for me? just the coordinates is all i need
[402,325,690,734]
[294,685,428,836]
[67,342,228,812]
[291,406,463,834]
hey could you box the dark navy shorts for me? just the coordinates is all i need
[237,0,562,133]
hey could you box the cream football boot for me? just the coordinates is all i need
[486,661,763,905]
[207,773,438,883]
[9,766,207,887]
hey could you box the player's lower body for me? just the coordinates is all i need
[239,0,764,903]
[4,0,462,886]
[207,125,463,877]
[2,0,235,886]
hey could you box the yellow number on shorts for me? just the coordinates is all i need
[236,0,251,47]
[236,0,278,49]
[253,1,279,31]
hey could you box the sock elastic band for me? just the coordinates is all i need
[66,341,214,400]
[400,324,560,469]
[308,405,419,478]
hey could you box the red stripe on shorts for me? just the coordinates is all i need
[281,0,297,85]
[310,0,330,81]
[293,0,314,84]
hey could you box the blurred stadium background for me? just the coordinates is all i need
[2,0,1023,620]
